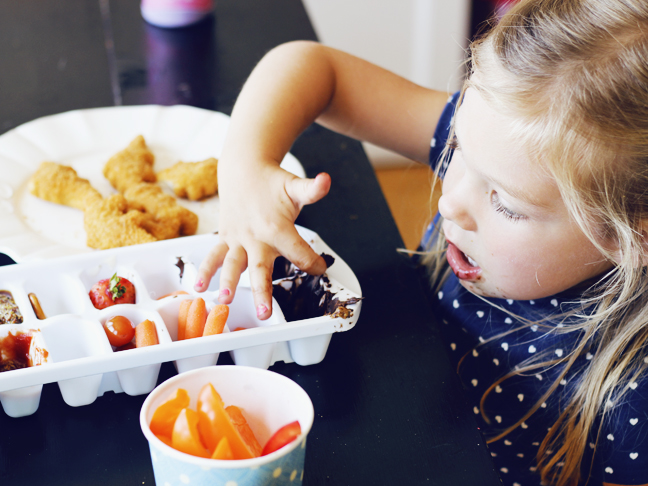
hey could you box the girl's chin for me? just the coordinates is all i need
[456,278,508,300]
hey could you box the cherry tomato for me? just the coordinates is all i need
[103,315,135,347]
[261,421,302,456]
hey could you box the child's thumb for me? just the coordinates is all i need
[286,172,331,208]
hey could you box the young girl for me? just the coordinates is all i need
[194,0,648,484]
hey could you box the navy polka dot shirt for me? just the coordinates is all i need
[421,92,648,486]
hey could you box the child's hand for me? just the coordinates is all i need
[194,158,331,320]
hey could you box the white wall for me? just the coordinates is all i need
[302,0,471,168]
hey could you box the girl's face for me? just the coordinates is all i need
[438,88,613,300]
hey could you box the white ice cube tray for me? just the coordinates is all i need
[0,226,362,417]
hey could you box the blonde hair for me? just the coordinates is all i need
[424,1,648,485]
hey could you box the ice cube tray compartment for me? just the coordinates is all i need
[0,226,362,417]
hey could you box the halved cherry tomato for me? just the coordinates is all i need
[261,421,302,456]
[103,315,135,347]
[172,408,210,458]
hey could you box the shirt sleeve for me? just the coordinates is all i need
[428,91,461,177]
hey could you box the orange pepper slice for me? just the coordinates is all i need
[211,436,234,460]
[172,408,210,458]
[226,405,262,457]
[149,388,190,439]
[196,383,260,459]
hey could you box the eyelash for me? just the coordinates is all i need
[447,134,526,222]
[491,192,526,222]
[447,134,460,150]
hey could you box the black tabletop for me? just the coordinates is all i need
[0,1,501,485]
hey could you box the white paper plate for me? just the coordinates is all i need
[0,105,306,263]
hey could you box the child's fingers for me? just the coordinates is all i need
[275,226,328,276]
[246,247,277,320]
[195,241,229,292]
[285,172,331,208]
[218,245,248,305]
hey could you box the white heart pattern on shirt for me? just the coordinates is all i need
[555,348,563,357]
[629,381,638,390]
[453,299,459,308]
[605,467,614,474]
[630,418,639,426]
[528,345,537,353]
[630,452,638,460]
[502,342,509,351]
[476,310,484,318]
[495,385,503,393]
[517,394,524,402]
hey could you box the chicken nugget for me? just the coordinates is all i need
[103,135,156,193]
[123,182,198,240]
[157,158,218,201]
[84,194,157,250]
[29,161,103,210]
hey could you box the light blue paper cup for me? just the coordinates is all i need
[140,365,314,486]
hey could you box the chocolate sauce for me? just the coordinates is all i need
[272,254,362,322]
[175,257,185,280]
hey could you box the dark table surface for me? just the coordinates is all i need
[0,1,501,485]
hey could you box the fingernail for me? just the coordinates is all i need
[256,304,268,317]
[219,288,230,298]
[194,279,204,290]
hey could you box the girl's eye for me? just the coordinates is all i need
[491,191,526,222]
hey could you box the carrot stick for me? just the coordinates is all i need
[177,299,192,341]
[135,319,159,347]
[203,304,229,336]
[185,297,207,339]
[158,290,189,300]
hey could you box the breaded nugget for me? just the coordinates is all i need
[103,135,156,193]
[29,161,103,210]
[157,158,218,201]
[123,182,198,240]
[84,194,157,250]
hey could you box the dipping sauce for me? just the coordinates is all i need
[0,331,32,372]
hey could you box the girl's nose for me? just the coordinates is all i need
[437,191,477,232]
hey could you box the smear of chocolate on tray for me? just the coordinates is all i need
[272,254,362,322]
[0,291,23,325]
[175,257,185,280]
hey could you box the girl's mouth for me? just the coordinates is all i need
[446,242,482,281]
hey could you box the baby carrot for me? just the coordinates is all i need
[135,319,159,347]
[158,290,189,300]
[178,299,192,341]
[203,304,229,336]
[185,297,207,339]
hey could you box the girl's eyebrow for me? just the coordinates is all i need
[454,131,555,210]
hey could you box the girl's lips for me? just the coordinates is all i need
[446,242,482,281]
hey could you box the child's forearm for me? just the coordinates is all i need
[221,40,449,166]
[220,41,337,168]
